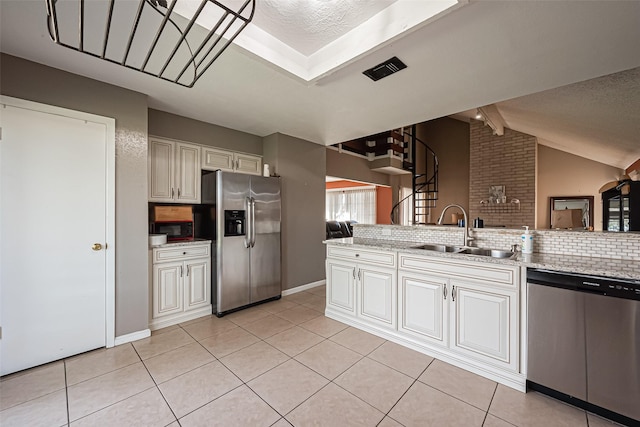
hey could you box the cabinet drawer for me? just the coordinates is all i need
[398,253,517,287]
[153,244,210,263]
[327,246,396,268]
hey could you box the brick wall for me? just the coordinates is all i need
[468,119,536,228]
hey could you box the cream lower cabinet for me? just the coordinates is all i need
[397,271,449,348]
[326,259,357,316]
[397,253,520,372]
[449,280,518,371]
[150,243,212,330]
[326,246,397,331]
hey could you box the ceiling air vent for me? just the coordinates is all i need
[363,57,407,82]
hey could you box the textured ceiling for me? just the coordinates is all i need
[2,1,640,169]
[455,67,640,169]
[254,0,398,55]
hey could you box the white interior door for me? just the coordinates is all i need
[1,97,115,375]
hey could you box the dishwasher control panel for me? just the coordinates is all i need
[527,268,640,301]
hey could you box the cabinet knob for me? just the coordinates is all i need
[91,243,103,251]
[183,252,187,255]
[355,253,360,257]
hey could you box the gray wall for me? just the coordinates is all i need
[263,133,326,290]
[1,54,149,337]
[416,118,470,223]
[148,109,263,154]
[325,148,391,186]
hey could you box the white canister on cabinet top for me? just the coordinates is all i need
[263,163,270,177]
[521,226,533,254]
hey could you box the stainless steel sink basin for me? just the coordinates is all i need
[457,248,515,258]
[411,244,514,259]
[411,244,463,252]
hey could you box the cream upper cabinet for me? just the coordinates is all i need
[149,137,201,203]
[235,152,262,175]
[148,138,174,201]
[175,143,201,203]
[201,147,234,171]
[202,147,262,175]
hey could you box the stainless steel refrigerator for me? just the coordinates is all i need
[198,171,281,316]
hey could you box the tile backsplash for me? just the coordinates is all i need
[353,224,640,261]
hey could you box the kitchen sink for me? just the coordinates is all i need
[411,244,463,252]
[410,244,515,259]
[457,248,515,258]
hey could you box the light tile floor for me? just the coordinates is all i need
[0,285,623,427]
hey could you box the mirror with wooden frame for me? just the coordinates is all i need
[550,196,594,229]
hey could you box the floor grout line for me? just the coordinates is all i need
[5,287,600,427]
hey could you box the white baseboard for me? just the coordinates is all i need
[149,306,212,331]
[114,329,151,346]
[282,279,326,296]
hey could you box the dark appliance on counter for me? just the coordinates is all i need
[195,171,281,317]
[602,180,640,232]
[150,220,193,241]
[150,205,194,241]
[527,268,640,426]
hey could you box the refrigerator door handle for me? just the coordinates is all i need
[244,196,251,249]
[250,197,256,248]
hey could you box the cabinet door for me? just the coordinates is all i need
[450,281,518,371]
[184,258,210,310]
[358,265,396,329]
[148,138,175,202]
[397,272,448,347]
[152,262,183,318]
[175,143,201,203]
[235,153,262,176]
[326,259,356,315]
[202,147,234,171]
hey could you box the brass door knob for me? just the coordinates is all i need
[92,243,103,251]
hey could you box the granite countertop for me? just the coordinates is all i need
[325,237,640,281]
[151,238,212,249]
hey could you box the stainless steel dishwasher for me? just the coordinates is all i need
[527,268,640,426]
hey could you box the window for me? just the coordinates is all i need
[326,187,376,224]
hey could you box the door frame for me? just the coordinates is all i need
[1,95,116,348]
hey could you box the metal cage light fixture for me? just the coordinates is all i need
[45,0,256,87]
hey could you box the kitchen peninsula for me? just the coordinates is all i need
[324,223,640,394]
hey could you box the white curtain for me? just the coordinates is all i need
[326,188,377,224]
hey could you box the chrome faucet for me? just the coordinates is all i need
[437,204,474,247]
